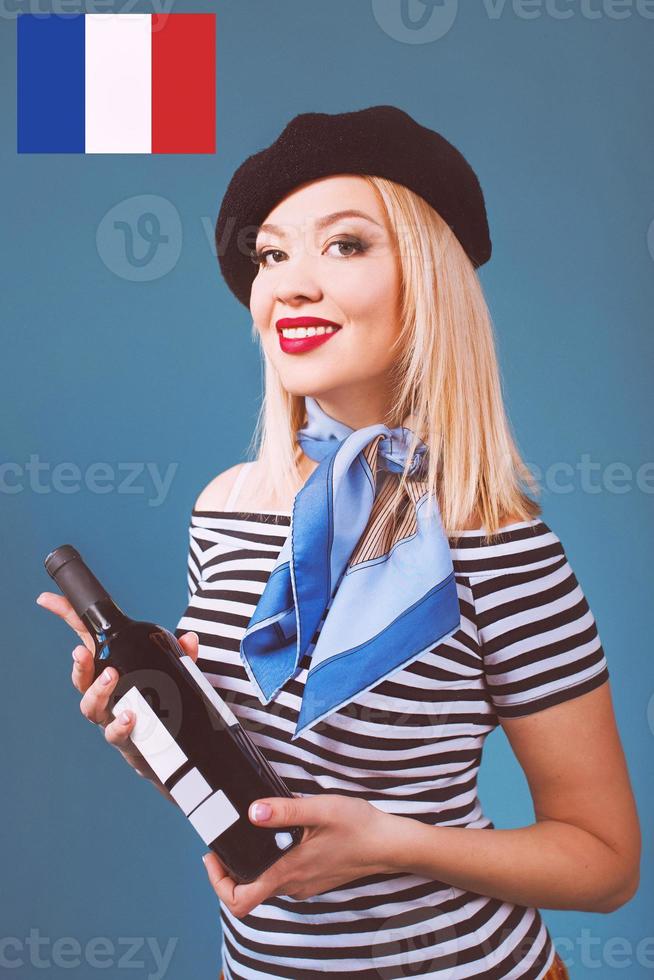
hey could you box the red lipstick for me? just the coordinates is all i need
[276,317,342,355]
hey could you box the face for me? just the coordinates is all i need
[249,174,403,429]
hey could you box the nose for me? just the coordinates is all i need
[273,252,323,306]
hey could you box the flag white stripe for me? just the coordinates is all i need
[85,14,152,154]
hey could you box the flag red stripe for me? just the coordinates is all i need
[151,13,215,154]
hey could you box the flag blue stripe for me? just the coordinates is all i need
[17,14,85,153]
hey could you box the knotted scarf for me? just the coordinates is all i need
[239,396,461,741]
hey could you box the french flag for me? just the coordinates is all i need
[17,13,215,154]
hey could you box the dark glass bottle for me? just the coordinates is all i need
[44,544,303,884]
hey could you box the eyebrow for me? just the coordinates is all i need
[257,209,384,237]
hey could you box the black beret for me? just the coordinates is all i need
[215,104,492,308]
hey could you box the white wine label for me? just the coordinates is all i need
[169,767,212,816]
[179,655,240,728]
[187,788,240,845]
[113,686,187,784]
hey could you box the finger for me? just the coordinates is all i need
[202,853,274,918]
[177,631,199,663]
[202,853,237,906]
[248,795,326,829]
[103,708,137,748]
[105,712,153,770]
[202,851,262,918]
[70,644,96,694]
[101,711,158,780]
[36,591,95,653]
[79,665,120,726]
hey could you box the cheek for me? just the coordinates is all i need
[249,274,270,323]
[332,260,402,338]
[341,246,399,298]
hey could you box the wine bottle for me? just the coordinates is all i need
[43,544,303,884]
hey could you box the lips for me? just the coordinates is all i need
[276,316,342,355]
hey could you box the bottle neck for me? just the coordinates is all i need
[43,546,130,656]
[81,598,130,653]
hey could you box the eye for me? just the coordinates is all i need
[325,238,367,258]
[249,237,368,269]
[250,247,286,268]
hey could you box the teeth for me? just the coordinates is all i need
[280,325,339,339]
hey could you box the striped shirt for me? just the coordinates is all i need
[174,477,609,980]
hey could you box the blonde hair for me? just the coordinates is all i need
[245,175,541,543]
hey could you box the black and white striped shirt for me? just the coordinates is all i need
[175,493,609,980]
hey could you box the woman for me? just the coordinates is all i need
[38,106,640,979]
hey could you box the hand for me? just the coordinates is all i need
[35,590,199,798]
[202,793,399,917]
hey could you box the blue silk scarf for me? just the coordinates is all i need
[239,396,461,741]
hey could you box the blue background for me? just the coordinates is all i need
[3,0,652,976]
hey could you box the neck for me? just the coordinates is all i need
[297,453,320,481]
[310,390,397,431]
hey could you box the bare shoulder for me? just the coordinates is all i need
[457,509,525,532]
[498,511,528,529]
[194,463,250,511]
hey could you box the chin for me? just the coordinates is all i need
[280,382,327,399]
[282,378,347,399]
[275,366,346,396]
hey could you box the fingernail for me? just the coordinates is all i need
[250,802,272,822]
[35,595,45,606]
[72,648,84,663]
[202,854,210,867]
[101,668,113,685]
[119,711,131,725]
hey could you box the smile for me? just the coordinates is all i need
[276,317,342,354]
